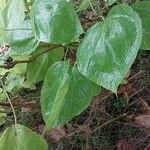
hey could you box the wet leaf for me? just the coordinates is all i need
[77,4,142,93]
[41,61,100,128]
[31,0,83,44]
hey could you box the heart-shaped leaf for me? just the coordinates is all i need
[77,4,142,93]
[41,61,100,128]
[31,0,83,44]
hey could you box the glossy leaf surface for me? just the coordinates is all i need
[0,124,48,150]
[41,61,100,128]
[132,1,150,50]
[77,4,142,93]
[31,0,83,44]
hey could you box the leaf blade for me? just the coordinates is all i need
[41,61,100,128]
[0,124,48,150]
[25,47,64,87]
[31,0,83,44]
[132,1,150,50]
[77,4,142,93]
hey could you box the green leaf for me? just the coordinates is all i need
[0,0,25,43]
[78,0,90,11]
[4,19,39,55]
[107,0,117,6]
[132,1,150,50]
[0,124,48,150]
[13,63,27,75]
[0,106,6,126]
[0,0,7,36]
[31,0,83,44]
[0,0,7,11]
[41,61,100,129]
[0,88,6,101]
[5,73,25,94]
[25,47,64,87]
[2,0,25,29]
[77,4,142,93]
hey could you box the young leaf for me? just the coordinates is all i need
[132,1,150,50]
[31,0,83,44]
[0,124,48,150]
[41,61,100,129]
[25,47,64,87]
[77,4,142,93]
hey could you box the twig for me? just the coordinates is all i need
[91,114,127,134]
[129,87,144,99]
[128,70,142,81]
[0,101,40,109]
[0,44,63,69]
[89,1,97,16]
[0,79,17,125]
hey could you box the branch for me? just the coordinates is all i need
[0,101,40,110]
[0,44,63,69]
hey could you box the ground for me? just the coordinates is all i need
[0,0,150,149]
[0,50,149,150]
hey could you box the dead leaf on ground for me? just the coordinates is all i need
[77,125,91,134]
[139,98,150,113]
[117,139,134,150]
[38,125,66,141]
[134,113,150,128]
[47,127,66,141]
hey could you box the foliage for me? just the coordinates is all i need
[0,124,48,150]
[0,0,149,149]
